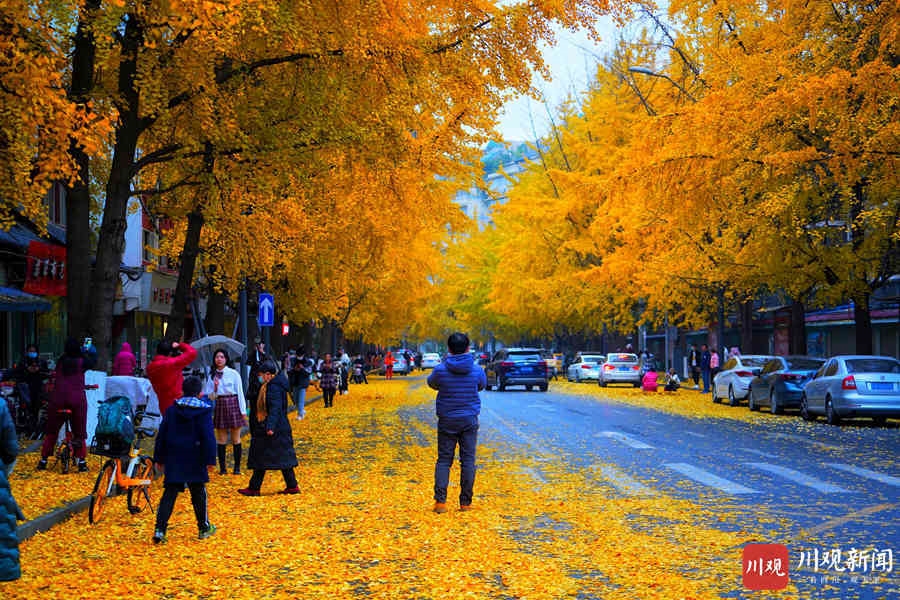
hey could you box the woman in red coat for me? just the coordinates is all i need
[111,342,137,376]
[384,351,395,380]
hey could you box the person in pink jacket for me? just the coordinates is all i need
[111,342,137,376]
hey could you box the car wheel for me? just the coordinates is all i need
[498,381,506,392]
[825,397,841,426]
[599,379,607,387]
[728,385,739,407]
[748,392,758,411]
[800,394,815,421]
[712,385,721,403]
[539,383,548,392]
[526,385,533,391]
[770,390,783,415]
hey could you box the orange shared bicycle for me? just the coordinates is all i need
[88,407,159,524]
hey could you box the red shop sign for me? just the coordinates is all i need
[24,241,67,297]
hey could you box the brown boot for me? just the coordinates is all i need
[433,502,448,514]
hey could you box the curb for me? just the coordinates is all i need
[16,392,323,542]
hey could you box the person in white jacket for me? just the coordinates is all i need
[203,348,247,475]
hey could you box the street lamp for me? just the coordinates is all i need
[628,66,698,103]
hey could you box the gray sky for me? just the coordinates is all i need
[495,22,616,142]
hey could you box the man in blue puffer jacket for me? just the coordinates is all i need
[427,332,486,514]
[0,394,23,580]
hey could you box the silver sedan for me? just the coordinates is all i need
[801,355,900,425]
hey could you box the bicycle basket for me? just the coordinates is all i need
[90,434,131,457]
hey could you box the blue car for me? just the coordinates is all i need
[747,356,825,414]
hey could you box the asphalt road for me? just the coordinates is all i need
[409,381,899,599]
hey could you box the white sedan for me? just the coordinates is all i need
[712,355,775,406]
[420,352,441,369]
[566,354,606,382]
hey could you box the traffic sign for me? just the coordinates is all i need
[258,293,275,327]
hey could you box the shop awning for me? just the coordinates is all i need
[0,286,52,312]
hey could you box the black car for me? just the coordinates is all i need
[747,356,826,414]
[485,347,549,392]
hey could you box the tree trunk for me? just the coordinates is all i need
[87,13,144,370]
[789,299,807,355]
[205,287,226,336]
[739,300,754,353]
[853,292,873,354]
[65,1,101,341]
[166,208,204,341]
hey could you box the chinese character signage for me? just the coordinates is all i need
[24,241,66,296]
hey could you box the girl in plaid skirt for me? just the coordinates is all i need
[203,349,247,475]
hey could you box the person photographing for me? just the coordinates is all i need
[427,332,486,514]
[147,340,198,414]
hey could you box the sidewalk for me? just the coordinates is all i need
[10,378,756,599]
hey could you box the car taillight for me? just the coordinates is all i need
[841,376,857,390]
[603,364,615,370]
[779,373,800,381]
[632,365,640,371]
[735,370,754,377]
[500,361,514,367]
[582,364,592,369]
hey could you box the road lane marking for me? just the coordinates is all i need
[521,467,548,484]
[664,463,759,494]
[593,464,655,496]
[825,463,900,487]
[646,419,664,426]
[526,404,557,411]
[767,432,840,451]
[801,503,896,536]
[684,431,706,438]
[738,447,780,460]
[744,462,849,493]
[596,431,655,449]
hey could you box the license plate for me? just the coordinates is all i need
[618,366,630,371]
[870,382,893,391]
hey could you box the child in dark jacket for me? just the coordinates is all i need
[152,376,217,544]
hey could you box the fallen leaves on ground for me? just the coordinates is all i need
[6,379,799,599]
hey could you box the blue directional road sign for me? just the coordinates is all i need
[258,293,275,327]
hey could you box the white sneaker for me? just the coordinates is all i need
[693,384,699,389]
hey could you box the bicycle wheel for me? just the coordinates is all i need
[57,442,71,474]
[89,460,117,524]
[127,457,156,514]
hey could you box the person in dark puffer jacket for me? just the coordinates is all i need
[427,332,486,514]
[0,395,23,580]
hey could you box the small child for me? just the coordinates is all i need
[152,376,217,544]
[664,368,681,392]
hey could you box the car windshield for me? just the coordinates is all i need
[424,353,439,359]
[845,358,900,374]
[581,356,604,363]
[740,357,770,368]
[608,354,637,363]
[785,358,825,371]
[508,352,541,362]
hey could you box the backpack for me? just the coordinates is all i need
[92,396,134,455]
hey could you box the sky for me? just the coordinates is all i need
[495,20,618,142]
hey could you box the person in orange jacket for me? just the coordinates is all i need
[384,351,395,380]
[147,341,198,414]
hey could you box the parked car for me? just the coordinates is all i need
[420,352,441,369]
[599,353,642,387]
[486,347,549,392]
[566,353,606,382]
[748,356,826,414]
[712,355,775,406]
[801,355,900,425]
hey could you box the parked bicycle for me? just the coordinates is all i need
[88,406,159,524]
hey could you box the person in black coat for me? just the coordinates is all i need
[152,376,217,543]
[239,360,299,496]
[0,395,23,580]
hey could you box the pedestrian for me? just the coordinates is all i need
[37,338,96,472]
[352,354,368,384]
[427,332,486,514]
[111,341,137,376]
[688,343,700,389]
[664,368,681,392]
[337,360,349,395]
[317,353,339,408]
[147,340,198,414]
[238,360,299,496]
[709,347,721,383]
[384,351,395,380]
[203,349,247,475]
[404,350,413,374]
[289,348,312,419]
[13,344,49,437]
[152,376,217,544]
[246,337,271,401]
[700,343,712,393]
[0,388,24,581]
